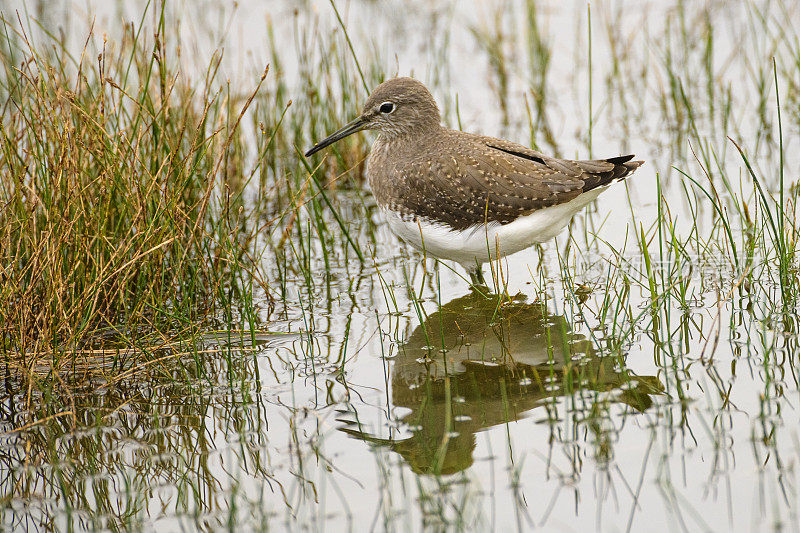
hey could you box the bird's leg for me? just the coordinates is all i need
[468,265,487,287]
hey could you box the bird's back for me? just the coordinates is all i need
[367,128,642,231]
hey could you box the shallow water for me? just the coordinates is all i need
[2,0,800,531]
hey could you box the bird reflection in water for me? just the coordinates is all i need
[340,291,663,475]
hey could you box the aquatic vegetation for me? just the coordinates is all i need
[0,0,799,531]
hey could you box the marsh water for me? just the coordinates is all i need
[3,0,800,531]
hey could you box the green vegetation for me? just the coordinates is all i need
[0,6,266,375]
[0,1,799,531]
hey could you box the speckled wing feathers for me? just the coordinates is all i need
[368,129,643,231]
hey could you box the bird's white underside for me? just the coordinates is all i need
[383,187,606,269]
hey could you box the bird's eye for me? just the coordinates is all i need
[379,102,395,114]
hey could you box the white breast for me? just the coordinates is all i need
[383,187,606,268]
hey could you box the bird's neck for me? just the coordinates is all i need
[368,128,434,208]
[376,123,442,146]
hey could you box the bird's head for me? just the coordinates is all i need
[305,77,441,157]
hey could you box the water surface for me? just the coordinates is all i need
[2,0,800,531]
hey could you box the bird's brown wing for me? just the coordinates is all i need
[480,136,643,191]
[389,131,642,230]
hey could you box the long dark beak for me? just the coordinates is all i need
[304,115,368,157]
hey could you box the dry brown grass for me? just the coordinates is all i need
[0,11,269,381]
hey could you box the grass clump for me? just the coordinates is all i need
[0,12,266,376]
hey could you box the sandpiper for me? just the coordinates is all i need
[305,77,643,284]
